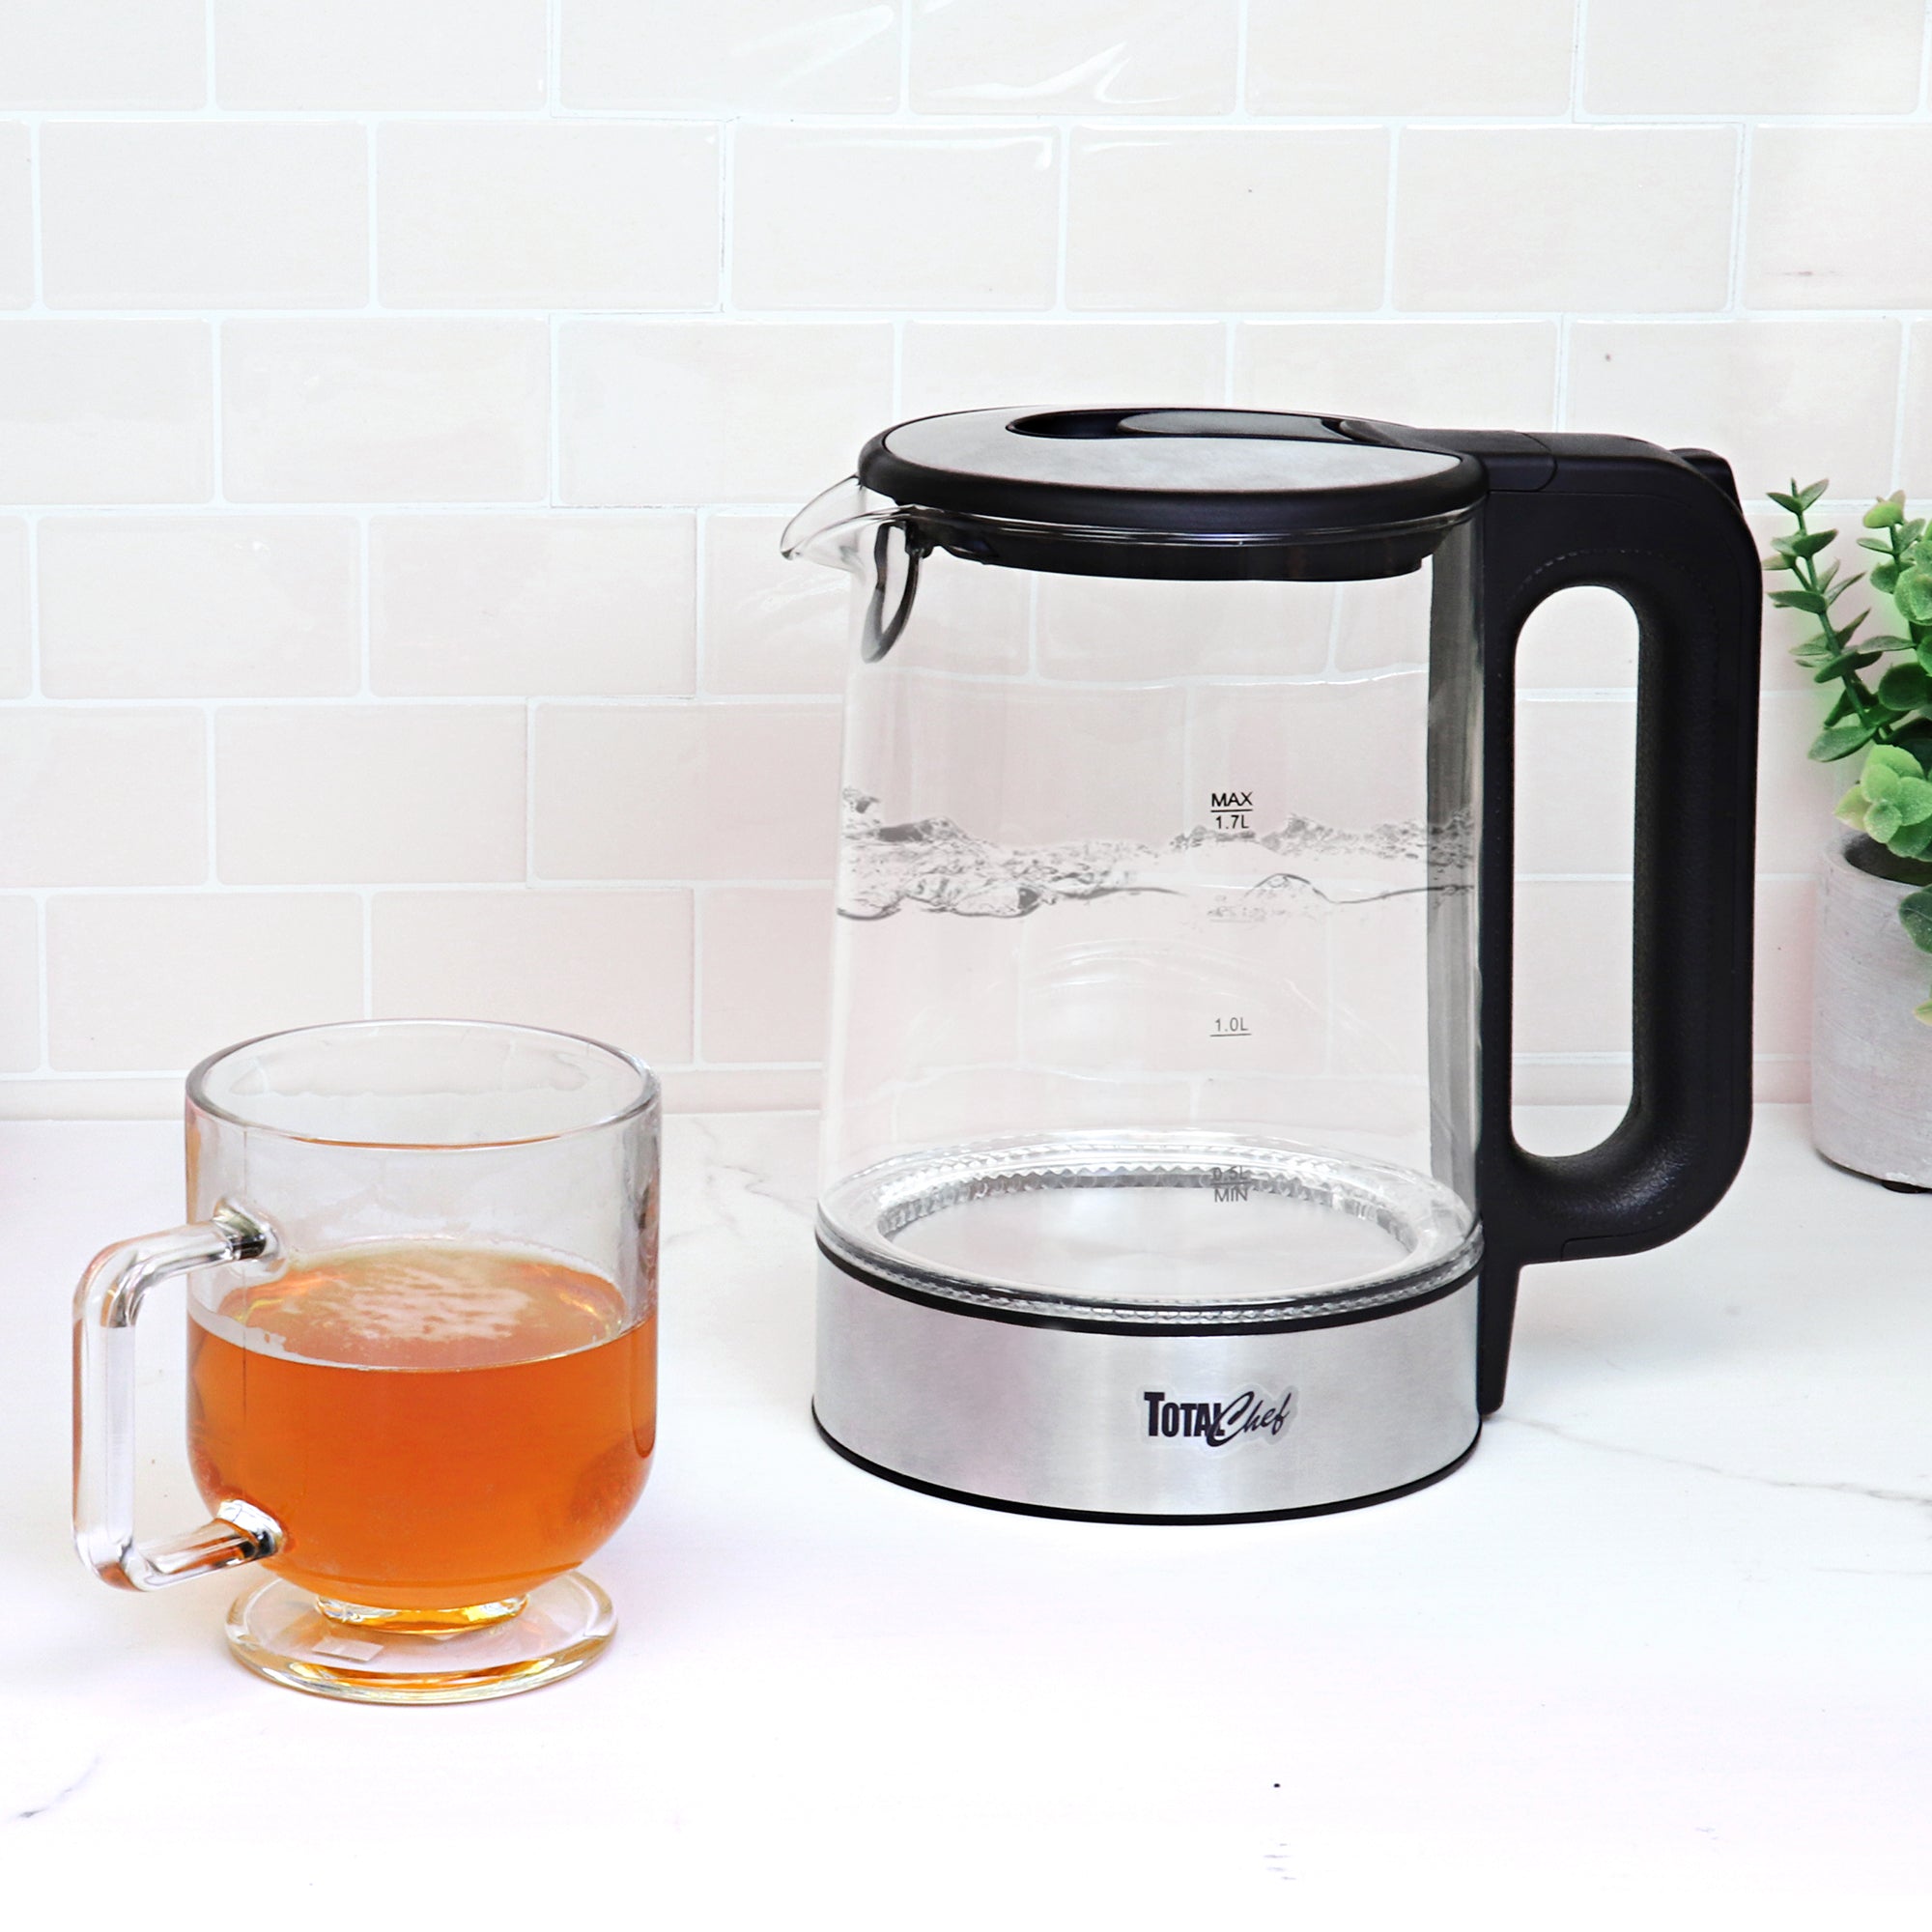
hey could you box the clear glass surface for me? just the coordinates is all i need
[73,1020,659,1704]
[794,490,1482,1320]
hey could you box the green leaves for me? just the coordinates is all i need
[1878,662,1932,709]
[1767,479,1932,1023]
[1898,570,1932,625]
[1856,747,1932,826]
[1768,479,1829,515]
[1773,527,1837,561]
[1892,813,1932,859]
[1865,744,1923,779]
[1811,722,1878,761]
[1900,886,1932,954]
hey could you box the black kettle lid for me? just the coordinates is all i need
[856,407,1490,581]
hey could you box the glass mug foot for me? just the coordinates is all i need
[225,1572,616,1705]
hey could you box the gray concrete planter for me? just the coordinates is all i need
[1812,826,1932,1187]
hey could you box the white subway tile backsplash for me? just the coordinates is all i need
[223,320,550,504]
[1236,322,1560,431]
[216,704,526,884]
[1747,128,1932,311]
[560,0,900,113]
[1513,880,1633,1057]
[534,704,841,881]
[0,4,1901,1109]
[0,2,206,109]
[1900,326,1932,489]
[41,122,368,311]
[559,320,895,505]
[372,889,695,1064]
[899,321,1224,417]
[371,514,696,696]
[379,122,720,312]
[1397,128,1736,314]
[0,322,212,504]
[46,893,363,1070]
[734,127,1058,311]
[1753,876,1818,1062]
[0,896,37,1071]
[0,708,206,886]
[1515,698,1636,878]
[1757,691,1844,875]
[215,0,547,109]
[911,0,1238,114]
[0,521,26,696]
[39,517,358,698]
[701,514,848,696]
[1249,0,1572,114]
[699,887,833,1063]
[1585,0,1924,115]
[1567,319,1902,504]
[0,125,29,309]
[1516,585,1639,692]
[1067,128,1388,312]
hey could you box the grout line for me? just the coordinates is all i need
[718,119,736,315]
[524,701,536,882]
[30,890,49,1072]
[24,878,842,899]
[690,886,706,1065]
[547,0,562,113]
[355,513,372,694]
[1378,125,1399,314]
[7,106,1932,128]
[1052,124,1070,314]
[691,509,709,695]
[201,704,218,885]
[548,312,563,502]
[16,303,1930,327]
[1569,0,1588,122]
[1724,118,1750,316]
[25,121,43,312]
[364,118,380,312]
[1889,320,1914,496]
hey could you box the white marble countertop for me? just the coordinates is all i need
[3,1106,1929,1918]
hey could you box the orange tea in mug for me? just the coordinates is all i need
[189,1244,657,1613]
[74,1021,659,1704]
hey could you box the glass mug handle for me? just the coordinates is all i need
[72,1202,285,1591]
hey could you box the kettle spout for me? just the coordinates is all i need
[781,476,896,574]
[781,475,925,663]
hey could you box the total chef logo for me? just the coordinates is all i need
[1141,1386,1296,1450]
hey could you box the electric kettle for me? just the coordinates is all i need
[782,408,1760,1521]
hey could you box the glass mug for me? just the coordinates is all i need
[72,1020,659,1705]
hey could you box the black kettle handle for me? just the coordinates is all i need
[1436,432,1763,1412]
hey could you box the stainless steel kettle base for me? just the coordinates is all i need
[813,1248,1480,1521]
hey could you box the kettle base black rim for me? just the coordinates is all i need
[811,1405,1482,1526]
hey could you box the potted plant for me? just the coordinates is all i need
[1767,478,1932,1186]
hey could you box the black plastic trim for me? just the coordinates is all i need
[858,407,1488,580]
[1428,429,1761,1414]
[811,1409,1482,1524]
[816,1233,1480,1336]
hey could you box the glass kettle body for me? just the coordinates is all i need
[785,409,1760,1521]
